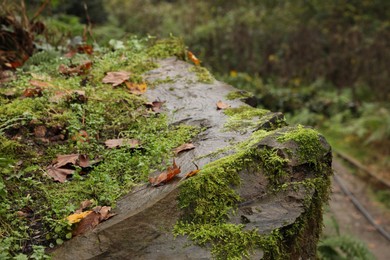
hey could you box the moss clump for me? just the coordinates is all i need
[147,36,187,59]
[277,125,328,170]
[175,129,295,259]
[175,120,332,259]
[226,90,254,101]
[223,105,269,132]
[189,66,214,83]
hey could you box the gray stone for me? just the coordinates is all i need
[51,58,331,259]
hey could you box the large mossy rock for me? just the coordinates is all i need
[52,58,332,259]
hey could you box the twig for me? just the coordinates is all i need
[31,0,50,22]
[83,1,96,43]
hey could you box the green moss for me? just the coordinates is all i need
[147,36,187,59]
[189,66,214,84]
[223,106,269,132]
[0,36,200,258]
[277,125,327,170]
[175,121,331,259]
[226,90,254,101]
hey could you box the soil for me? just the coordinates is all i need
[327,159,390,260]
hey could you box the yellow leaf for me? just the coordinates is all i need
[125,81,147,95]
[66,211,93,224]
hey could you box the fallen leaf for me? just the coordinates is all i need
[174,143,195,155]
[46,154,90,182]
[184,169,200,179]
[59,61,92,76]
[72,206,115,236]
[149,160,181,186]
[22,87,43,98]
[188,51,200,66]
[216,100,230,110]
[29,79,52,88]
[66,211,93,224]
[46,165,74,183]
[145,100,165,113]
[75,200,93,213]
[102,71,130,87]
[77,44,93,55]
[125,81,147,94]
[97,206,115,220]
[104,138,140,149]
[72,211,100,236]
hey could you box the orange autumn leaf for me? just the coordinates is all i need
[184,169,200,179]
[188,51,200,66]
[149,160,181,187]
[216,100,230,110]
[125,81,147,95]
[66,211,93,224]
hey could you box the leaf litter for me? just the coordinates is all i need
[149,160,181,186]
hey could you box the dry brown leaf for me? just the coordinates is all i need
[125,81,147,94]
[149,160,181,187]
[102,71,131,87]
[216,100,230,110]
[174,143,195,155]
[29,79,52,88]
[59,61,92,76]
[104,138,140,149]
[46,154,90,182]
[54,154,83,168]
[46,165,74,183]
[145,100,165,113]
[71,206,115,236]
[22,87,43,98]
[72,211,100,236]
[74,199,93,214]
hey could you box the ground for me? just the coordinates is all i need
[326,159,390,260]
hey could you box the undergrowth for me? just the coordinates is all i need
[0,36,200,258]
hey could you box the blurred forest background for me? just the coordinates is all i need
[1,0,390,258]
[12,0,389,170]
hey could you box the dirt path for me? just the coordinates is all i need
[326,159,390,260]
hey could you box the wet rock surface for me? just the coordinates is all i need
[52,58,332,259]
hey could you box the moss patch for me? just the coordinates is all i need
[0,36,198,258]
[226,90,254,101]
[277,125,328,170]
[223,105,269,132]
[175,123,332,259]
[189,66,214,84]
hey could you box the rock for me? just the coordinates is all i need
[51,58,332,259]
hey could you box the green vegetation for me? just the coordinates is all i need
[0,36,198,258]
[223,106,269,132]
[175,124,331,259]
